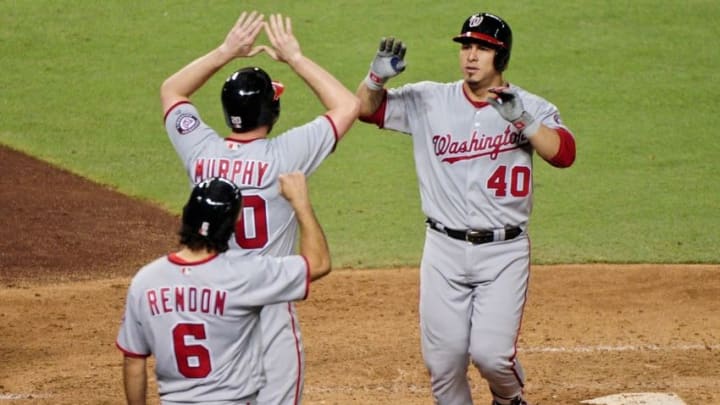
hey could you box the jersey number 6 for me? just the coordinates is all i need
[234,194,269,249]
[173,323,212,378]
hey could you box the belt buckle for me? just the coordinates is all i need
[465,230,482,243]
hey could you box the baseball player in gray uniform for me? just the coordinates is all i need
[160,11,359,405]
[356,12,576,405]
[116,173,331,404]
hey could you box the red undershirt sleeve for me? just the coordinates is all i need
[358,90,388,128]
[548,128,576,168]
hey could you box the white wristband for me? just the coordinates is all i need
[513,111,541,138]
[364,71,386,91]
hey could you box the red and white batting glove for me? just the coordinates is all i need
[487,87,541,138]
[364,37,407,91]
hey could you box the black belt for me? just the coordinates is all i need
[426,218,522,245]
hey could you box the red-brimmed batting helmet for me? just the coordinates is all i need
[452,12,513,72]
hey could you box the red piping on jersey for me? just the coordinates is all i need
[288,302,303,405]
[322,114,339,153]
[358,90,388,128]
[301,255,311,300]
[163,100,192,123]
[167,252,219,266]
[508,237,531,391]
[115,341,150,358]
[548,128,576,168]
[462,85,492,109]
[225,136,263,144]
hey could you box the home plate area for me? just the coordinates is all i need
[581,392,687,405]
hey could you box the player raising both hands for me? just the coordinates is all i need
[159,10,360,404]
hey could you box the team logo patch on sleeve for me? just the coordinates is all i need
[176,113,200,135]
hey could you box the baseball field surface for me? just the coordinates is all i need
[1,147,718,404]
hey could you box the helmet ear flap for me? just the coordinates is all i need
[494,48,510,72]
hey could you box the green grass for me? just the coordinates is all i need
[1,0,718,266]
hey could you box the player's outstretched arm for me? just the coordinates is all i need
[356,37,407,117]
[160,11,266,115]
[279,172,331,281]
[263,14,360,140]
[123,356,147,405]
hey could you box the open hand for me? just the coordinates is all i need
[219,11,265,58]
[365,37,407,90]
[264,14,302,64]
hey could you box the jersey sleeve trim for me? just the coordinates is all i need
[167,252,219,266]
[301,255,311,300]
[358,90,388,128]
[115,341,150,358]
[548,127,576,168]
[163,100,192,124]
[322,114,339,153]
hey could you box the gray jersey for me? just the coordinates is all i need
[165,101,337,404]
[384,81,570,230]
[165,102,336,256]
[116,251,309,403]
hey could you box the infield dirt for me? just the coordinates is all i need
[1,145,718,404]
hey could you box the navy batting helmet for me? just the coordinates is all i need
[221,67,282,133]
[452,12,513,72]
[181,177,242,252]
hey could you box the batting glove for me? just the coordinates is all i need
[364,37,407,91]
[487,87,541,138]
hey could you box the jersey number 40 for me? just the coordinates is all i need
[487,165,531,197]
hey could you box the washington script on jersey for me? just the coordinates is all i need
[193,157,270,187]
[146,285,228,316]
[433,125,528,163]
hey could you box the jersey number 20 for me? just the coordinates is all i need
[234,195,269,249]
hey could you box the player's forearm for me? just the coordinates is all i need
[288,56,360,131]
[160,47,235,105]
[295,202,331,281]
[528,125,562,162]
[356,82,385,118]
[123,357,147,405]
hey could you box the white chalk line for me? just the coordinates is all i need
[2,344,714,400]
[519,343,719,353]
[0,393,51,400]
[304,343,716,395]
